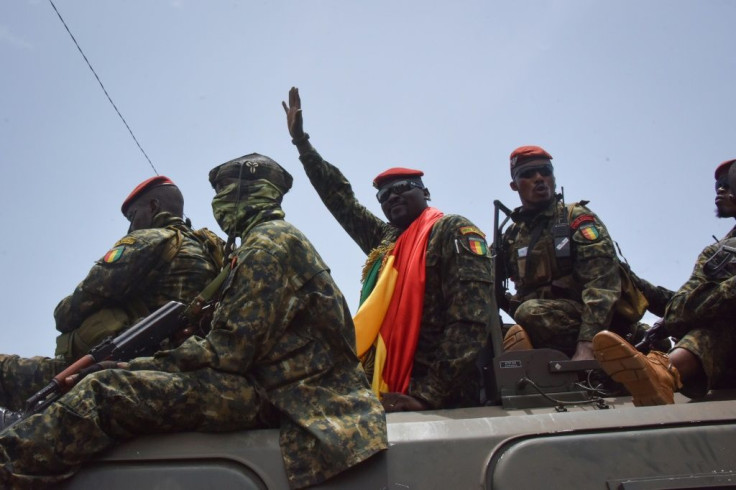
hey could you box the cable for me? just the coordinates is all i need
[517,377,610,412]
[47,0,159,175]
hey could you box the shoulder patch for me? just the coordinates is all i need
[570,214,595,230]
[579,223,600,241]
[102,246,125,263]
[467,236,488,255]
[459,225,486,238]
[114,237,137,247]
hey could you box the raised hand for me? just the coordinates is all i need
[282,86,306,142]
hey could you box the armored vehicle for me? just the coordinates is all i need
[58,387,736,489]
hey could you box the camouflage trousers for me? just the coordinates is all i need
[675,327,736,398]
[0,367,269,489]
[0,355,67,411]
[514,299,643,357]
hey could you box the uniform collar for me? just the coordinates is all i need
[511,198,560,225]
[150,212,186,229]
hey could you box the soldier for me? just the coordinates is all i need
[283,87,493,411]
[0,176,223,414]
[630,159,736,317]
[498,145,644,361]
[593,159,736,405]
[0,154,387,489]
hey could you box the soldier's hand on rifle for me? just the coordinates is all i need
[65,361,129,385]
[170,325,200,347]
[282,87,308,147]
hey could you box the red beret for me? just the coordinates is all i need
[714,159,736,180]
[121,175,175,215]
[510,145,553,177]
[373,167,424,188]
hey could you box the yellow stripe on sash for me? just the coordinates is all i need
[354,255,399,357]
[372,336,390,396]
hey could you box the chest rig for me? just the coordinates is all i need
[703,237,736,281]
[508,198,581,299]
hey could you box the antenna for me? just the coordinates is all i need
[47,0,159,176]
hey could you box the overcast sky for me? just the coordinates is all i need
[2,0,735,358]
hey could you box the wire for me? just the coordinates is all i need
[517,377,610,411]
[47,0,159,175]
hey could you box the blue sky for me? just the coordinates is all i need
[2,0,735,357]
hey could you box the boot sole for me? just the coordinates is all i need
[593,332,674,406]
[503,325,533,352]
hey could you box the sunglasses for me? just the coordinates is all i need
[516,165,553,180]
[715,177,730,191]
[376,180,424,203]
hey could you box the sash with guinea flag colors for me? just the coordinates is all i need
[354,207,443,397]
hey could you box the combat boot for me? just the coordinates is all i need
[592,330,682,406]
[503,324,533,352]
[0,406,22,430]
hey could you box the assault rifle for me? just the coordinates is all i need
[491,199,514,354]
[23,301,187,417]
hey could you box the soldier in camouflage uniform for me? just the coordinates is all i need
[0,154,387,489]
[594,158,736,405]
[283,87,492,411]
[499,146,641,361]
[0,176,223,413]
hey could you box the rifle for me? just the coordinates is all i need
[23,301,187,417]
[9,260,233,429]
[490,200,513,357]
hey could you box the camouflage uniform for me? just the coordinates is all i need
[0,157,387,489]
[0,212,222,410]
[664,225,736,397]
[501,198,636,356]
[298,148,493,408]
[630,272,674,317]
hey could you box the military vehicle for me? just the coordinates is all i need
[57,379,736,489]
[54,201,736,489]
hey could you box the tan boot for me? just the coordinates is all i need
[503,324,534,352]
[592,330,682,406]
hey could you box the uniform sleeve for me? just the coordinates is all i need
[569,207,621,341]
[54,230,175,333]
[408,218,493,408]
[130,246,290,375]
[664,245,736,335]
[628,269,674,317]
[299,148,391,255]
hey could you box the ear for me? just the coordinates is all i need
[509,180,518,191]
[148,198,161,214]
[423,188,431,201]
